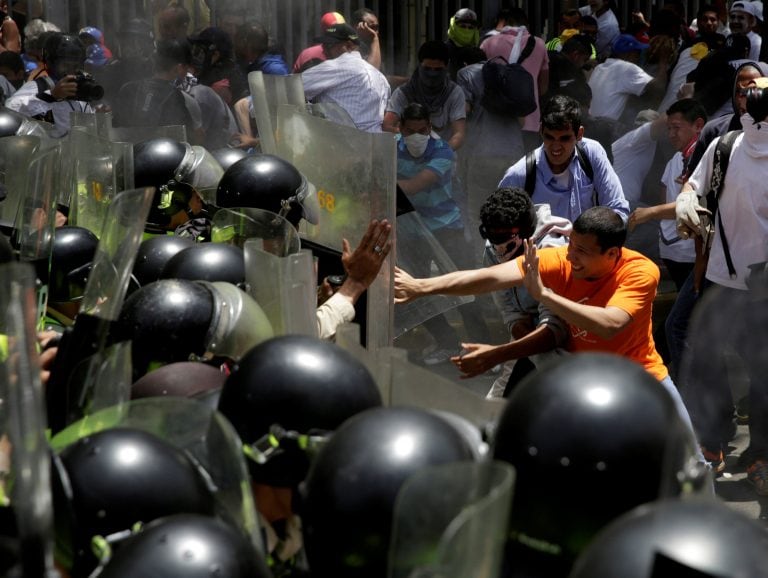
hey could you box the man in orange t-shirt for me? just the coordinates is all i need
[395,206,701,450]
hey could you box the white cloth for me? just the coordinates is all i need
[686,114,768,289]
[659,152,696,263]
[611,121,657,205]
[588,58,653,121]
[302,50,390,133]
[5,78,93,138]
[315,292,356,340]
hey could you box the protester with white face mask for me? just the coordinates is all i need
[396,102,492,365]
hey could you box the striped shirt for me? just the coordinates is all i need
[301,51,390,133]
[396,135,462,231]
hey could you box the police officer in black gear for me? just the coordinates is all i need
[132,235,196,286]
[217,334,382,487]
[570,497,768,577]
[300,406,475,578]
[53,427,216,576]
[210,146,248,171]
[97,514,272,578]
[133,137,188,189]
[46,226,98,303]
[492,353,703,578]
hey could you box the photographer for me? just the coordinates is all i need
[5,32,99,137]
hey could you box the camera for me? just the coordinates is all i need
[72,71,104,102]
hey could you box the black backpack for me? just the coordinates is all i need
[480,34,537,117]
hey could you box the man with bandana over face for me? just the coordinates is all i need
[478,187,571,397]
[382,40,467,150]
[445,7,481,80]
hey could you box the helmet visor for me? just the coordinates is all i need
[296,177,320,225]
[176,146,225,204]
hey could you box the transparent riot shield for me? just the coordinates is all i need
[244,240,317,337]
[176,145,225,205]
[49,397,264,557]
[109,125,188,145]
[394,208,474,338]
[0,262,56,576]
[248,71,305,155]
[336,325,506,431]
[66,129,134,235]
[70,111,113,140]
[0,135,42,231]
[46,187,155,434]
[212,207,301,256]
[276,106,396,350]
[388,461,514,578]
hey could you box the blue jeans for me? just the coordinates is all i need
[665,271,708,381]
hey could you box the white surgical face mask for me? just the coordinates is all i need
[404,133,430,157]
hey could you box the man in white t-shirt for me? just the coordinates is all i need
[588,34,670,126]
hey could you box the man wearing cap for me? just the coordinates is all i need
[293,11,346,72]
[729,0,762,61]
[588,34,670,125]
[445,7,481,79]
[301,23,390,133]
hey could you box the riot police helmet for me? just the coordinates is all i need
[48,226,99,302]
[217,334,382,487]
[301,406,475,578]
[215,154,320,227]
[132,235,196,286]
[98,514,272,578]
[492,353,702,577]
[159,242,245,285]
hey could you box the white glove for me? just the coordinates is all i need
[675,189,707,239]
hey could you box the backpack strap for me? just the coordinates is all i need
[574,142,596,206]
[524,150,536,196]
[708,130,740,278]
[517,35,536,65]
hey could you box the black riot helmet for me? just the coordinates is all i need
[0,107,25,137]
[570,497,768,578]
[215,154,320,227]
[42,33,87,79]
[117,279,273,380]
[217,335,382,487]
[53,428,216,575]
[160,242,245,285]
[133,138,188,189]
[132,235,196,286]
[492,353,702,578]
[98,514,271,578]
[301,406,475,578]
[210,147,248,171]
[47,226,99,302]
[131,361,227,400]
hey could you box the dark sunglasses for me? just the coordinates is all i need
[479,225,521,245]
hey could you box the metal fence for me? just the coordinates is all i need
[22,0,706,75]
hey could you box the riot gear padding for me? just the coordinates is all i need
[132,235,196,286]
[492,353,700,577]
[215,154,320,226]
[301,407,475,578]
[53,428,216,575]
[0,107,24,137]
[570,498,768,578]
[160,242,245,285]
[211,147,248,171]
[42,33,87,79]
[217,335,382,487]
[133,138,188,189]
[48,226,99,302]
[131,361,227,399]
[97,514,272,578]
[117,279,215,377]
